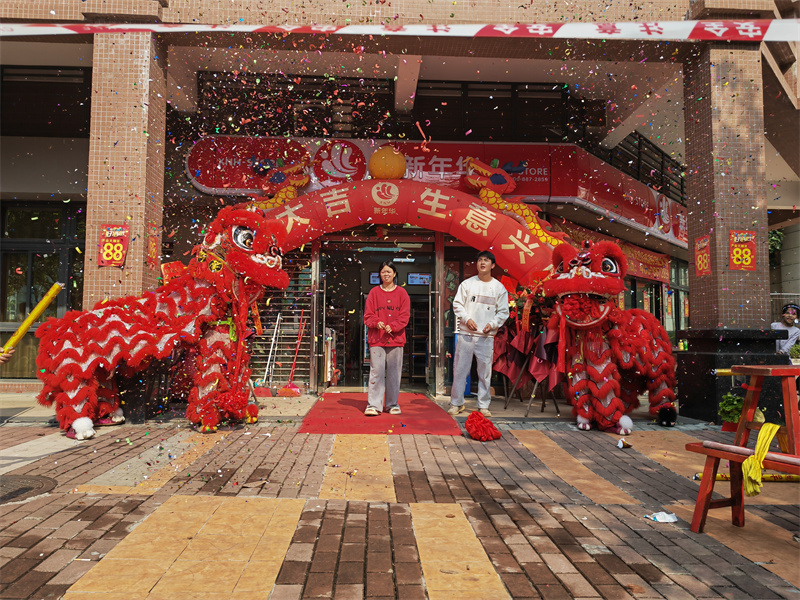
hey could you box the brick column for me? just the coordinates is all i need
[679,44,786,422]
[83,33,166,308]
[684,44,770,329]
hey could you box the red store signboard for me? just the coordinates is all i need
[185,136,687,247]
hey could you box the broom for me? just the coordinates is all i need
[277,310,306,397]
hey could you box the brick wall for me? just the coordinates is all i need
[83,33,166,306]
[684,44,769,329]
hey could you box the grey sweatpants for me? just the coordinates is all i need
[367,346,403,411]
[450,334,494,409]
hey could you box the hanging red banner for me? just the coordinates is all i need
[694,235,712,276]
[97,224,130,268]
[3,21,792,43]
[728,230,756,271]
[146,223,159,270]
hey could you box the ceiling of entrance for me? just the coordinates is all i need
[167,46,687,160]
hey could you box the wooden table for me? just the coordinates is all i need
[685,364,800,533]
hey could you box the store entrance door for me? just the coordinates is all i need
[316,228,438,395]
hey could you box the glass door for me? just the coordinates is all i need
[430,232,445,396]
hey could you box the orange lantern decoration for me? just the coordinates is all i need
[368,146,407,180]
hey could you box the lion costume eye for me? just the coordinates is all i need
[231,226,255,250]
[601,257,619,274]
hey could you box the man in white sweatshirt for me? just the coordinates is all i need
[448,250,510,417]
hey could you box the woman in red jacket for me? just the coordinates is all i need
[363,261,410,416]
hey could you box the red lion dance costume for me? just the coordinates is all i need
[36,204,289,439]
[543,240,677,434]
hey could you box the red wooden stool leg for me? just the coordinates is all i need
[729,461,745,527]
[691,455,721,533]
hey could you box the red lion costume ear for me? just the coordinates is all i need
[551,243,578,275]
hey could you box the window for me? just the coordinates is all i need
[196,73,397,139]
[0,66,91,138]
[412,81,567,142]
[664,260,690,348]
[0,202,86,378]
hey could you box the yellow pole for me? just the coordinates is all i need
[2,282,64,352]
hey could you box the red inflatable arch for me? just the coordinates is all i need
[262,179,563,286]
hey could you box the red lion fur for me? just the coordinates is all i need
[36,205,289,439]
[543,241,676,434]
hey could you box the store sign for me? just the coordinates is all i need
[97,224,130,268]
[728,230,756,271]
[550,220,671,283]
[186,136,551,198]
[265,179,564,285]
[694,235,712,276]
[186,136,686,249]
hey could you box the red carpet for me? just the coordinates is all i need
[298,392,463,436]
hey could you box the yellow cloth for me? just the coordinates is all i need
[742,422,781,497]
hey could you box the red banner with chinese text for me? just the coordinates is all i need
[147,223,159,270]
[97,224,130,268]
[694,235,712,276]
[728,230,756,271]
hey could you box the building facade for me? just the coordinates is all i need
[1,2,798,416]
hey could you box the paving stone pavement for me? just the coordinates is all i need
[0,398,798,600]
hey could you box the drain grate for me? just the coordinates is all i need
[0,475,58,504]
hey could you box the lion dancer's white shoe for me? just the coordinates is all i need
[69,417,96,441]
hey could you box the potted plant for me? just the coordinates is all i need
[718,391,764,431]
[790,343,800,366]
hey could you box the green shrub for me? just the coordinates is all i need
[790,343,800,359]
[718,392,744,423]
[718,391,765,424]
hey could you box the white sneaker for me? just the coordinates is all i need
[479,408,492,417]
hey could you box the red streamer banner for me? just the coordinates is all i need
[695,235,712,276]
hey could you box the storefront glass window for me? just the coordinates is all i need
[667,259,690,348]
[31,254,61,320]
[3,207,61,239]
[69,250,85,312]
[622,279,634,310]
[1,202,86,378]
[1,253,28,322]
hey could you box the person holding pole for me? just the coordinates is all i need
[0,347,15,364]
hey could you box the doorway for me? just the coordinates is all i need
[317,227,437,394]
